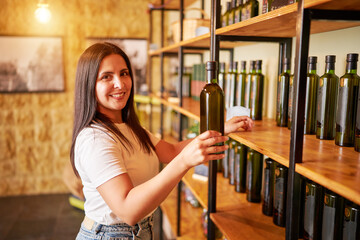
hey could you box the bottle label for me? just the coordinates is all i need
[322,205,336,239]
[336,79,349,132]
[304,195,316,237]
[316,81,325,125]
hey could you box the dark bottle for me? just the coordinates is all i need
[236,61,247,107]
[343,202,360,240]
[247,0,259,19]
[228,0,237,25]
[228,139,237,185]
[303,179,323,240]
[234,0,243,23]
[276,58,290,127]
[304,56,320,135]
[246,148,263,203]
[218,62,226,91]
[244,60,256,108]
[223,139,230,178]
[222,2,232,27]
[288,73,294,130]
[322,190,345,240]
[262,158,275,216]
[227,61,238,108]
[262,0,273,14]
[250,60,264,120]
[273,164,287,227]
[235,143,247,193]
[316,55,339,140]
[200,61,225,151]
[356,90,360,152]
[335,53,360,147]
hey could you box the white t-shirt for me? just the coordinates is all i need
[75,123,160,225]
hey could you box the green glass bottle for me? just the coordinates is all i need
[246,148,263,203]
[262,0,273,14]
[236,61,247,107]
[303,179,323,240]
[273,164,287,227]
[356,91,360,152]
[262,158,275,216]
[235,143,247,193]
[322,190,345,240]
[249,60,264,120]
[228,0,237,25]
[223,139,230,178]
[241,0,249,21]
[222,2,232,27]
[335,53,359,147]
[234,0,243,23]
[218,62,226,91]
[200,61,225,151]
[276,58,290,127]
[228,139,237,185]
[244,60,256,108]
[343,202,360,240]
[226,61,238,109]
[247,0,259,19]
[304,56,319,135]
[316,55,339,140]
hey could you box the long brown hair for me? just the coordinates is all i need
[70,42,155,175]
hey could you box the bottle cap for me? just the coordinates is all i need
[346,53,358,62]
[308,56,317,64]
[206,61,218,71]
[325,55,336,63]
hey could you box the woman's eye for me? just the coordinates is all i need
[121,71,129,77]
[101,75,111,80]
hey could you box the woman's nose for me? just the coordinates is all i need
[113,77,123,89]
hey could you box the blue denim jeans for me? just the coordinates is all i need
[76,215,154,240]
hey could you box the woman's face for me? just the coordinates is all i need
[95,54,132,123]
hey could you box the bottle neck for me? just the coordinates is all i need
[346,61,358,74]
[325,62,335,74]
[207,69,218,84]
[283,63,290,73]
[308,63,317,74]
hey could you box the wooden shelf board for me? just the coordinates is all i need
[161,187,205,240]
[229,118,360,206]
[148,0,197,10]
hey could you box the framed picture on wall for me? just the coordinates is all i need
[86,38,148,95]
[0,36,64,93]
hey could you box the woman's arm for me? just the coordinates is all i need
[97,130,228,226]
[156,116,254,164]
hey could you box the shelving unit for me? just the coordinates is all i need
[147,0,360,239]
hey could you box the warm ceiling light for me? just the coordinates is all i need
[35,1,51,24]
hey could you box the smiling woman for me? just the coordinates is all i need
[70,42,253,240]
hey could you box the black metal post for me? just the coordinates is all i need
[286,0,310,239]
[149,9,153,132]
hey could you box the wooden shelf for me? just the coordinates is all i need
[148,0,197,10]
[161,184,205,239]
[149,0,360,56]
[229,119,360,206]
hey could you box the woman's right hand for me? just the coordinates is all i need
[178,130,228,169]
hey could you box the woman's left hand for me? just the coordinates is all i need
[224,116,254,135]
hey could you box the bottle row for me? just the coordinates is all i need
[221,139,360,239]
[277,53,360,152]
[221,0,298,28]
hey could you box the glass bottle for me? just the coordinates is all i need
[303,179,323,240]
[234,0,243,23]
[222,2,232,27]
[262,158,275,216]
[236,61,247,107]
[244,60,255,108]
[343,202,360,240]
[247,0,259,19]
[241,0,249,21]
[225,62,237,109]
[273,164,287,227]
[228,139,237,185]
[262,0,273,14]
[322,190,345,240]
[335,53,359,147]
[276,58,290,127]
[228,0,237,25]
[250,60,264,120]
[316,55,339,140]
[235,143,247,193]
[356,91,360,152]
[304,56,319,135]
[200,61,225,149]
[246,148,263,203]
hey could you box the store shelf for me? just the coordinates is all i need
[229,119,360,206]
[148,0,197,9]
[161,187,205,240]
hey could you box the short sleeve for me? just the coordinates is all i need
[145,129,160,146]
[75,128,127,188]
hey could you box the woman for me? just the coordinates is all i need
[71,42,253,240]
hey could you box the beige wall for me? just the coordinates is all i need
[0,0,149,196]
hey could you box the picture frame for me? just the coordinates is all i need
[0,35,65,93]
[86,38,148,95]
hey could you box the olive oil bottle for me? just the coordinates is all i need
[276,58,291,127]
[322,190,345,240]
[246,149,263,203]
[316,55,339,140]
[304,56,319,135]
[262,158,275,216]
[236,61,247,107]
[273,164,288,227]
[356,92,360,152]
[235,143,247,193]
[343,202,360,240]
[244,60,256,108]
[335,53,359,147]
[250,60,264,120]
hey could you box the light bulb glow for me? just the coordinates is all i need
[35,3,51,23]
